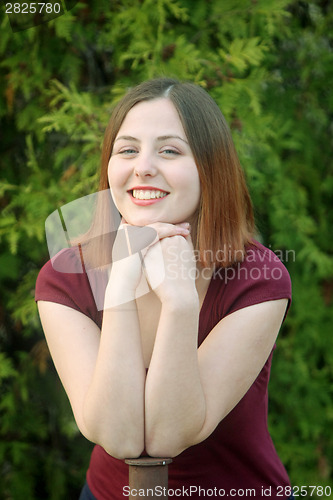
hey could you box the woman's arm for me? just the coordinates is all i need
[144,232,288,457]
[145,295,205,457]
[38,297,146,459]
[83,299,146,458]
[38,242,147,459]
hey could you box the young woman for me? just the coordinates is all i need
[35,78,293,499]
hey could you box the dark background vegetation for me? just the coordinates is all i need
[0,0,332,498]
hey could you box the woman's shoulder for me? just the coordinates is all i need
[35,248,102,327]
[209,240,292,319]
[243,240,291,278]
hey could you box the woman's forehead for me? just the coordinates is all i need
[117,98,186,138]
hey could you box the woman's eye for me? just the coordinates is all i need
[119,148,137,155]
[161,149,180,155]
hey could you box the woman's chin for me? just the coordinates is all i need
[125,215,173,227]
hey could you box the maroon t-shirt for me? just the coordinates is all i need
[35,241,292,499]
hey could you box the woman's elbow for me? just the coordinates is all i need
[102,441,145,460]
[84,427,144,459]
[77,416,144,459]
[145,434,186,459]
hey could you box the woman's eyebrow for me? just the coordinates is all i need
[157,135,189,144]
[114,135,139,143]
[114,135,189,144]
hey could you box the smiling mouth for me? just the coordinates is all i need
[131,189,169,200]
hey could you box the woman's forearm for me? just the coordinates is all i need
[83,300,146,459]
[144,295,206,457]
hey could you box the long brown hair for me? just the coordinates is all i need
[98,77,255,268]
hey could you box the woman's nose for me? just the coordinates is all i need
[134,153,157,177]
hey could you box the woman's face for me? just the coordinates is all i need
[108,98,201,227]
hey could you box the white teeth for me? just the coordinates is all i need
[132,189,168,200]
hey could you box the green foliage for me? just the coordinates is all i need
[0,0,332,496]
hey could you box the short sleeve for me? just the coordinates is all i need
[205,241,292,325]
[221,242,292,318]
[198,242,292,345]
[35,250,102,328]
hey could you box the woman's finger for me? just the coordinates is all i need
[147,221,190,240]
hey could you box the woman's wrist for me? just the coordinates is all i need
[160,289,199,312]
[104,282,137,309]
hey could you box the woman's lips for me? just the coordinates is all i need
[128,190,169,206]
[127,187,170,206]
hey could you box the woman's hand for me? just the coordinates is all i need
[104,223,144,308]
[143,222,199,306]
[105,222,192,308]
